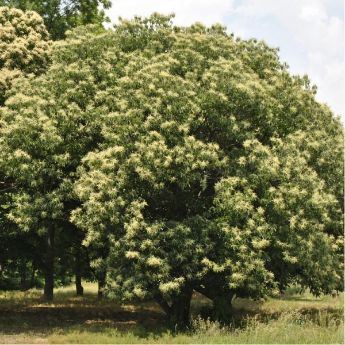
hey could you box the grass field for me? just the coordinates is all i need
[0,282,343,344]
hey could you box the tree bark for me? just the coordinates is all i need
[195,284,234,321]
[43,226,55,301]
[212,294,233,321]
[154,293,172,315]
[30,265,36,288]
[97,269,106,299]
[75,246,83,296]
[155,285,193,329]
[168,287,193,329]
[19,261,27,291]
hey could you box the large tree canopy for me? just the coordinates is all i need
[0,14,343,324]
[0,0,111,39]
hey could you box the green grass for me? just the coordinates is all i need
[0,282,343,344]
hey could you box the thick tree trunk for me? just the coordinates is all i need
[212,294,233,321]
[75,246,83,296]
[155,285,193,329]
[169,287,193,328]
[43,226,55,301]
[195,284,234,321]
[97,269,106,299]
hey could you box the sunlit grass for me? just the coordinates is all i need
[0,283,343,344]
[48,313,343,344]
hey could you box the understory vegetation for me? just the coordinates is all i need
[0,283,343,344]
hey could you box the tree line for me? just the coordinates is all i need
[0,5,343,327]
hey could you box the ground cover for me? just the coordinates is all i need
[0,283,343,344]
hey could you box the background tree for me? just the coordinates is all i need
[0,24,118,299]
[0,0,111,39]
[0,6,51,291]
[0,6,51,105]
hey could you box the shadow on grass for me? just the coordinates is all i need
[0,289,169,339]
[0,288,343,340]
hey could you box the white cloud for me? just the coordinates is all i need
[106,0,344,118]
[300,5,327,21]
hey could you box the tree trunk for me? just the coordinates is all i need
[212,294,233,321]
[19,261,28,291]
[43,226,55,301]
[30,266,36,288]
[97,269,106,299]
[195,284,234,321]
[169,287,193,328]
[75,246,83,296]
[155,285,193,329]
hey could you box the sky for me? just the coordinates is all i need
[106,0,344,119]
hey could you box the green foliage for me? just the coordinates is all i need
[69,15,343,317]
[0,13,343,322]
[213,134,343,296]
[0,6,51,105]
[0,0,111,39]
[0,25,113,236]
[0,7,51,291]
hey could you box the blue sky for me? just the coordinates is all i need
[107,0,344,119]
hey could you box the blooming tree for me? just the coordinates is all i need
[71,15,343,325]
[0,14,343,322]
[0,6,50,105]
